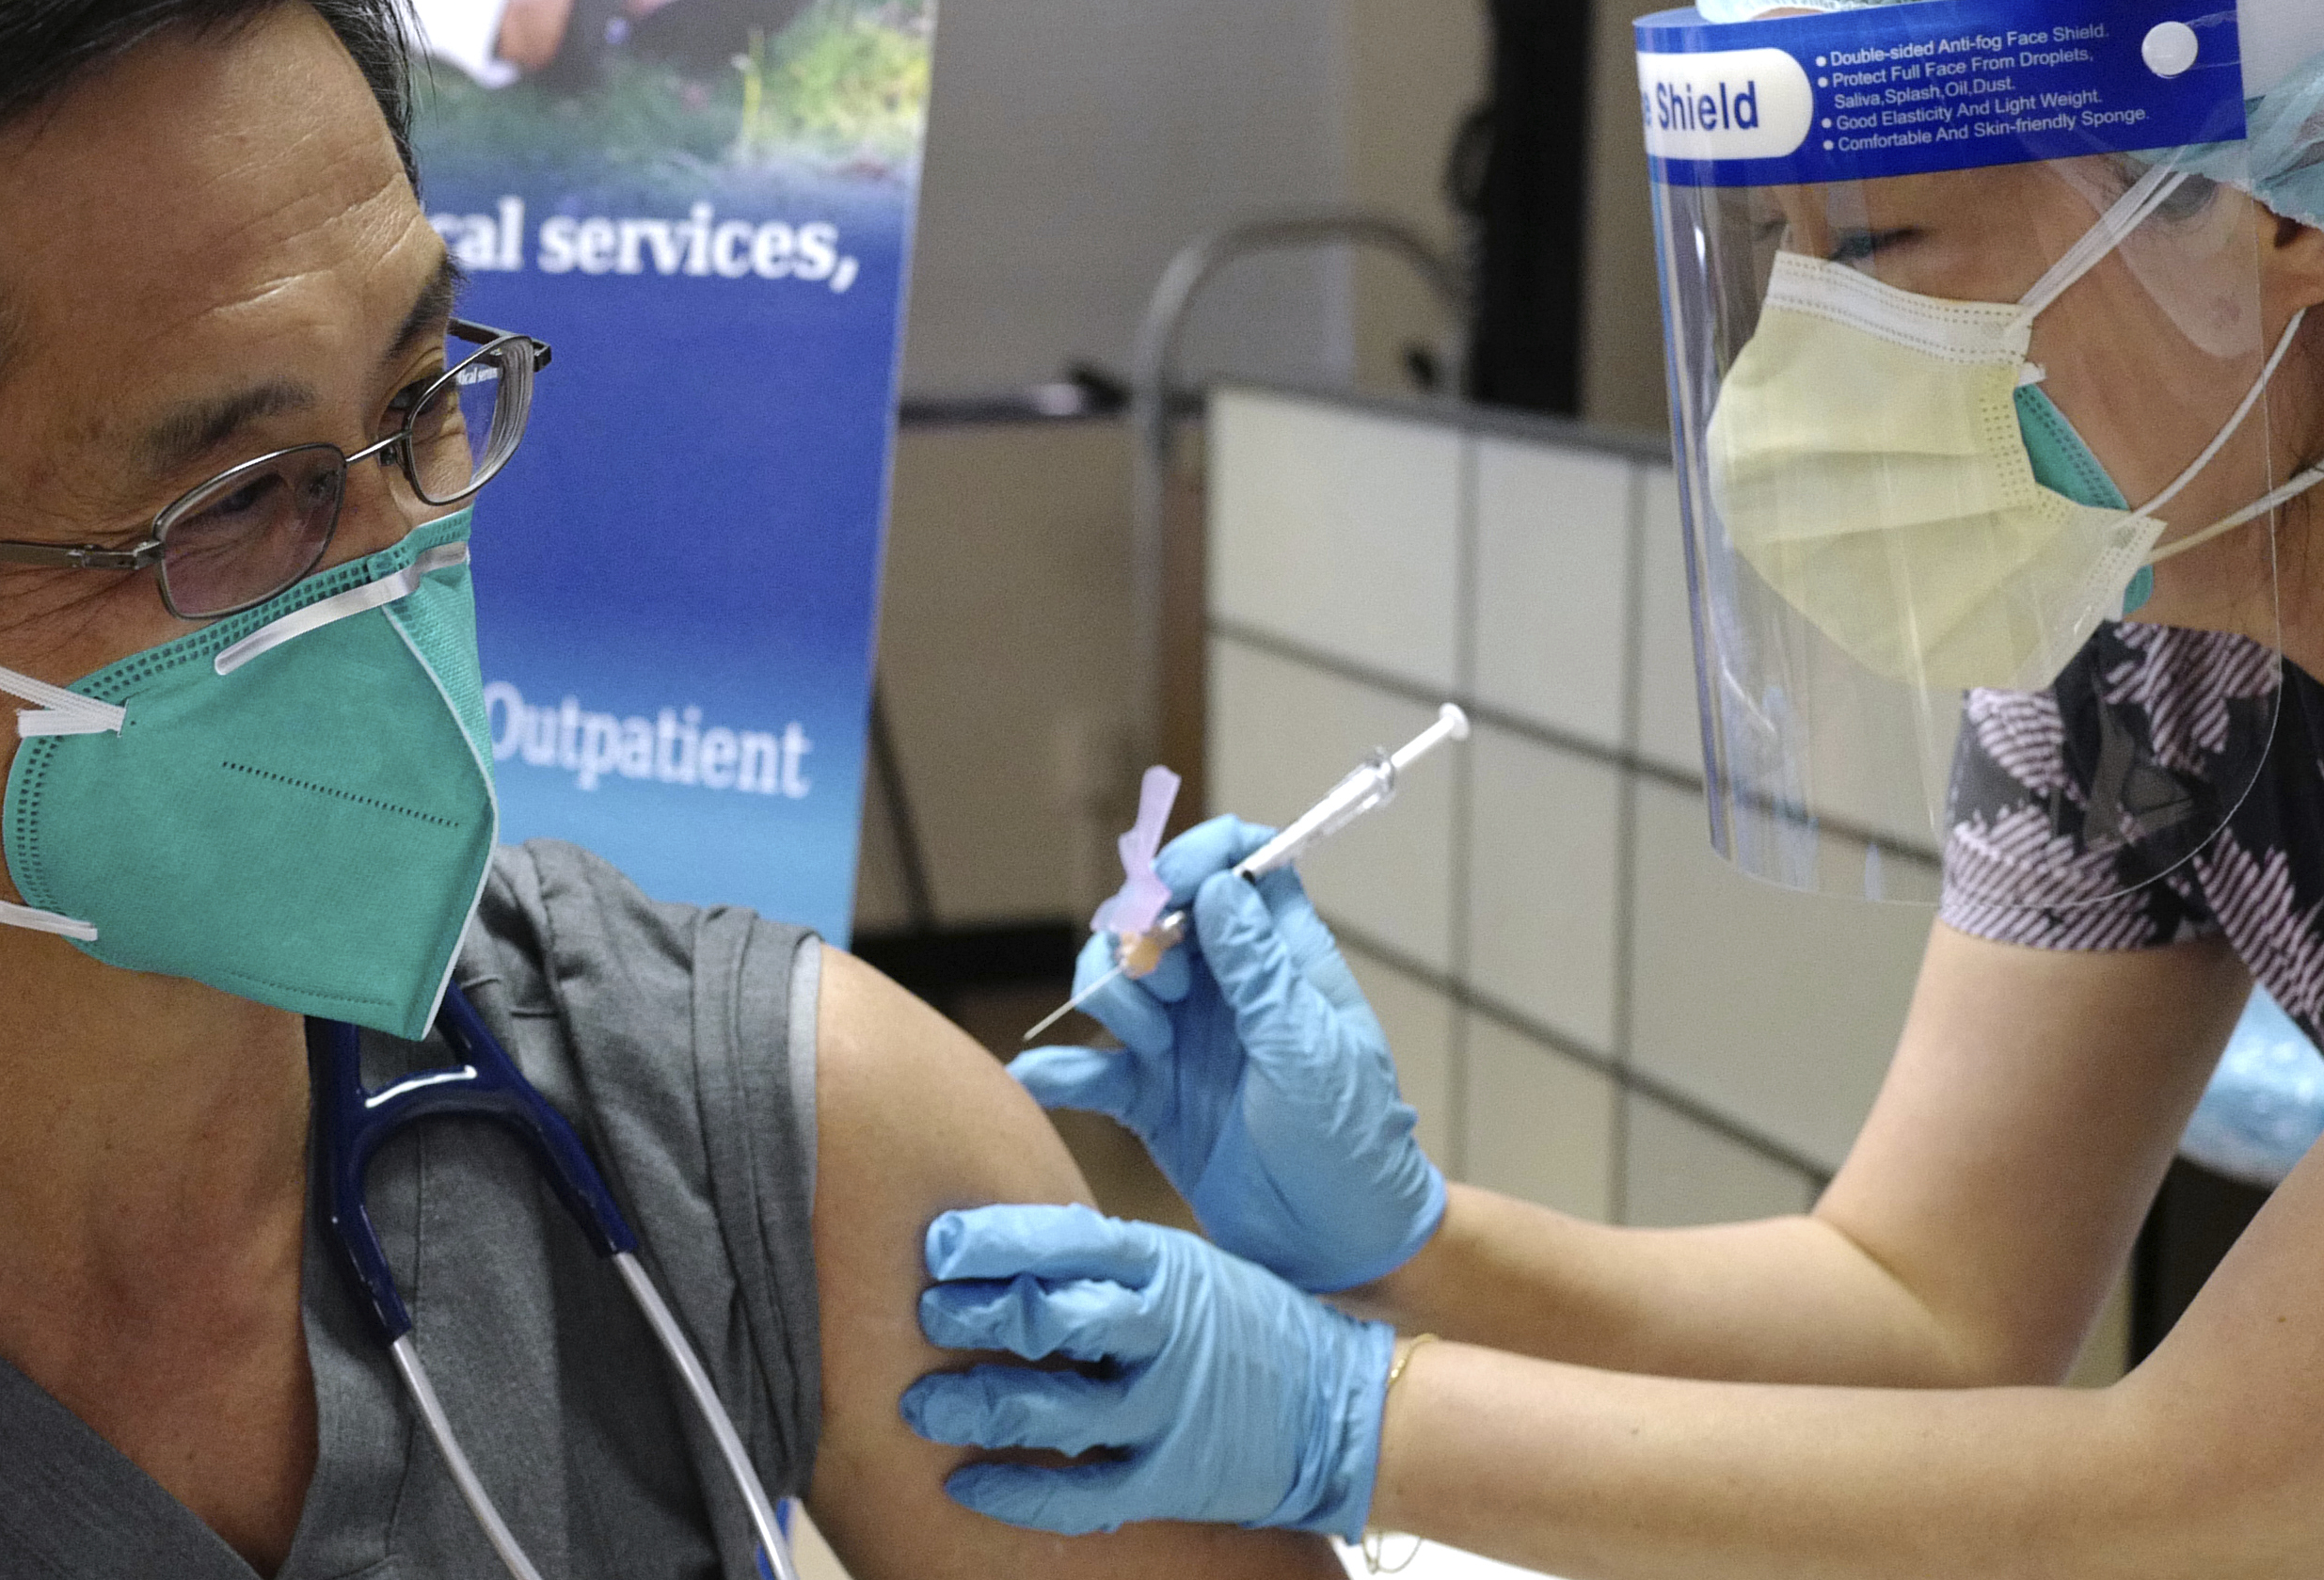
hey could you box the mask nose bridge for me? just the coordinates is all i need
[212,543,470,678]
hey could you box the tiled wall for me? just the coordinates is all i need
[1206,385,1941,1223]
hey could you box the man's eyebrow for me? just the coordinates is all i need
[133,378,319,481]
[385,252,466,369]
[127,253,466,487]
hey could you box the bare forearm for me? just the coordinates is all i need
[1370,1341,2239,1580]
[1352,1184,1976,1388]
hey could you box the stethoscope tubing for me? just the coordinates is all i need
[311,985,802,1580]
[615,1250,797,1579]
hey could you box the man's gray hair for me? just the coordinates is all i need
[0,1,418,184]
[0,1,418,377]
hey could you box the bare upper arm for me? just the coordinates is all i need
[1817,921,2249,1383]
[803,945,1345,1580]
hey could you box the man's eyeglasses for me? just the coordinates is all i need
[0,319,550,620]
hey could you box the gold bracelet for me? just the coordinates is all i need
[1386,1332,1439,1393]
[1361,1334,1440,1574]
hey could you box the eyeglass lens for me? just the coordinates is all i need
[156,334,534,617]
[158,448,345,618]
[410,338,533,506]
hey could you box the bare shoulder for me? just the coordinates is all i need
[812,945,1088,1213]
[804,945,1343,1580]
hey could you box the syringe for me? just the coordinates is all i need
[1021,703,1471,1044]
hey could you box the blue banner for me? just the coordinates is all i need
[407,0,931,941]
[1637,0,2245,187]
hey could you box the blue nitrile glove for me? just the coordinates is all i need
[1010,815,1446,1291]
[899,1203,1394,1539]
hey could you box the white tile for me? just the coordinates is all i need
[1209,388,1463,692]
[1463,1015,1616,1221]
[1622,1092,1819,1227]
[1465,727,1622,1055]
[1209,637,1458,972]
[1632,467,1705,778]
[1627,778,1933,1171]
[1345,944,1459,1167]
[1472,440,1633,749]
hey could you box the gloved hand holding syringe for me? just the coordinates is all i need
[1022,702,1471,1045]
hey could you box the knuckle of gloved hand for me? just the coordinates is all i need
[904,1373,979,1443]
[981,1378,1049,1443]
[1154,815,1242,895]
[917,1286,992,1350]
[921,1273,1057,1354]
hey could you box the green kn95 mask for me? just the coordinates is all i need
[0,510,497,1040]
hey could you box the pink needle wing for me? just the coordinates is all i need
[1090,764,1182,936]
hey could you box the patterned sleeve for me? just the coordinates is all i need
[1939,625,2238,950]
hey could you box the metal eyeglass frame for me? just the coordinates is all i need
[0,318,552,619]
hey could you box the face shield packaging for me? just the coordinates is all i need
[1638,0,2300,902]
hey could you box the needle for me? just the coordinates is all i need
[1020,962,1127,1045]
[1020,705,1469,1045]
[1020,908,1192,1043]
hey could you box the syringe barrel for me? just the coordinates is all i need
[1234,755,1394,879]
[1223,704,1470,884]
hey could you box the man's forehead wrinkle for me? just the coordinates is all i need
[176,152,410,290]
[0,7,449,555]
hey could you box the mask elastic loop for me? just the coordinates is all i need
[2128,307,2312,529]
[0,664,126,739]
[0,899,98,942]
[214,542,470,678]
[0,665,111,940]
[2012,164,2191,331]
[2149,456,2324,566]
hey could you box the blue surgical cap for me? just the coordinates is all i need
[1690,0,2324,228]
[2219,55,2324,230]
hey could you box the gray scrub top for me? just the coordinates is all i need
[0,841,822,1578]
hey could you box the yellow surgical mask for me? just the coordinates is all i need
[1705,168,2309,694]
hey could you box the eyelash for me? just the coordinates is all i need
[382,363,447,428]
[1828,229,1918,264]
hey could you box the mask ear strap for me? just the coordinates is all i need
[2148,456,2324,565]
[0,900,98,942]
[2131,307,2311,526]
[212,542,468,678]
[0,665,125,739]
[2011,163,2191,331]
[0,666,108,941]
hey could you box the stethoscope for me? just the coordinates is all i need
[309,983,803,1580]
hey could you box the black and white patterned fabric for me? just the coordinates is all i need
[1942,622,2324,1043]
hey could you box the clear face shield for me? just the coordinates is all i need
[1640,0,2292,903]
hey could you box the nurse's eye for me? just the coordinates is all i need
[1828,228,1919,265]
